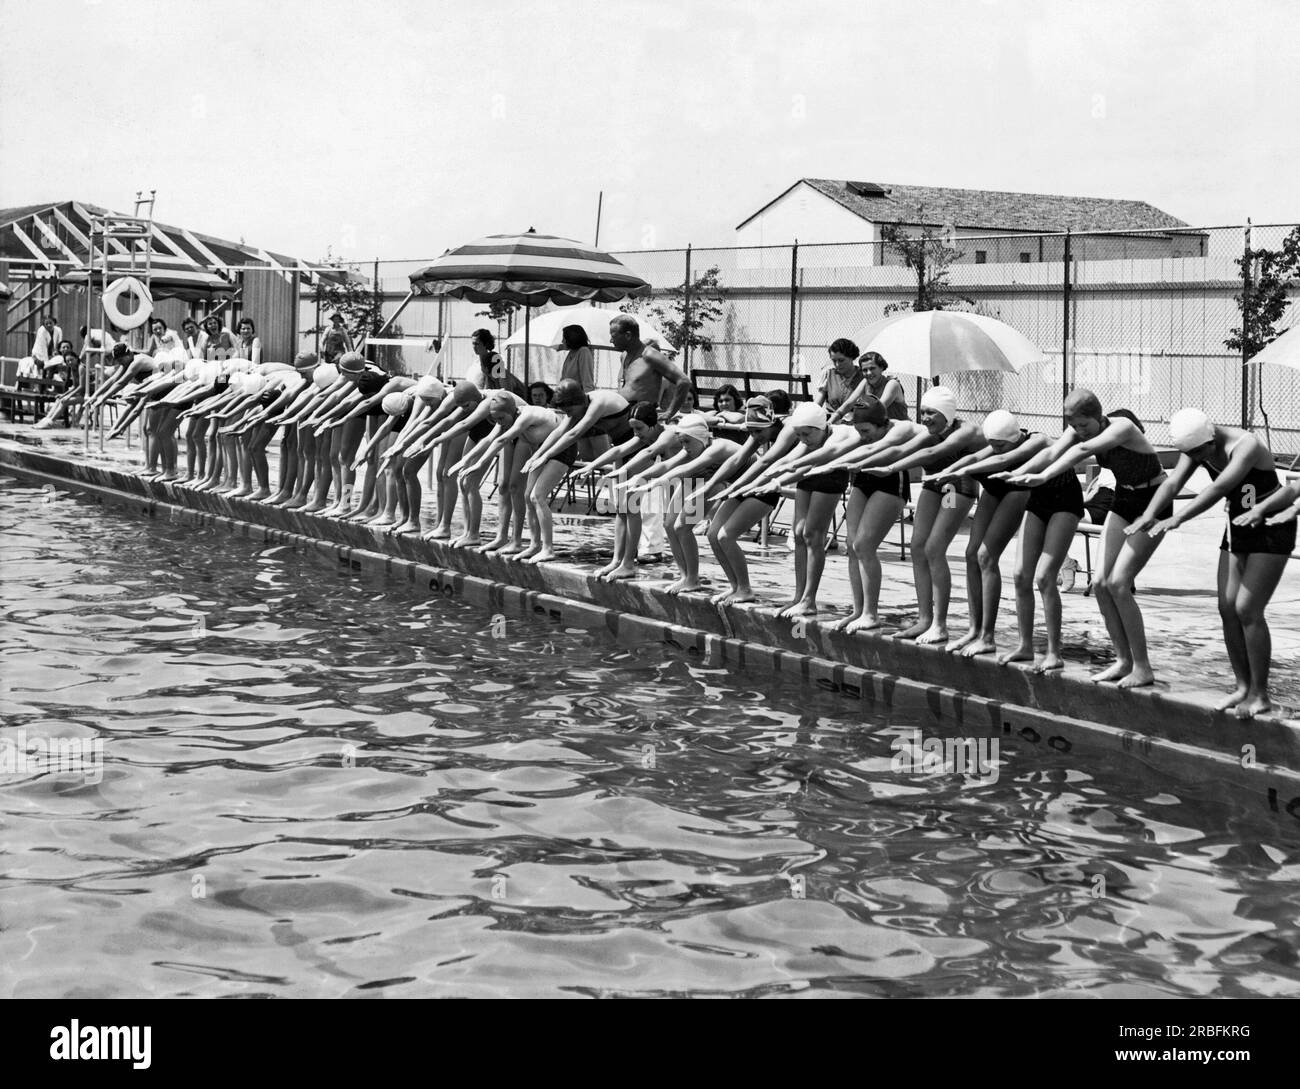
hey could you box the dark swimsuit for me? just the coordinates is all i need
[795,433,849,496]
[1195,457,1295,556]
[590,403,634,445]
[853,469,909,502]
[1026,471,1085,523]
[972,431,1033,501]
[920,424,979,500]
[1095,435,1170,523]
[865,375,909,421]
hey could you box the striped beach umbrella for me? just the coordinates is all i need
[0,280,9,300]
[408,230,650,305]
[850,310,1047,379]
[65,254,235,300]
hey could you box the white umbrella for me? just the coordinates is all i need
[500,306,670,353]
[851,310,1047,379]
[1247,322,1300,370]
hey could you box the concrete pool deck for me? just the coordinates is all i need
[3,422,1299,822]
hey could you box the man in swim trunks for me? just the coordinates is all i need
[612,315,691,421]
[1127,408,1295,719]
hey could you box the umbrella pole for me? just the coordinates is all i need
[524,305,531,387]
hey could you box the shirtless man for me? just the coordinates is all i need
[612,315,691,421]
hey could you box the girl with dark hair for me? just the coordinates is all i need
[236,318,262,365]
[560,325,595,392]
[832,351,908,423]
[471,327,526,398]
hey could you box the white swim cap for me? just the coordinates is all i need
[381,390,413,416]
[184,360,202,382]
[243,374,268,398]
[1169,407,1215,452]
[414,375,445,403]
[920,386,958,425]
[199,361,223,383]
[788,402,829,431]
[673,413,712,448]
[982,409,1020,444]
[313,363,339,390]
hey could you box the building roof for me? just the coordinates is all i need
[737,179,1192,234]
[0,200,330,273]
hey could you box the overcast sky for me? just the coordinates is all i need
[2,0,1294,263]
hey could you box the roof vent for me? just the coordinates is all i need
[847,181,889,198]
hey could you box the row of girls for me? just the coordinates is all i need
[82,337,1298,721]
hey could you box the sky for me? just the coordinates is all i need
[2,0,1295,264]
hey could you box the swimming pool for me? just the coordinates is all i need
[2,475,1298,998]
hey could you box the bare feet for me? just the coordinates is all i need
[893,618,932,641]
[284,496,308,510]
[426,526,452,541]
[368,515,396,529]
[998,644,1034,666]
[498,542,526,556]
[830,613,861,632]
[1033,653,1065,674]
[959,637,997,658]
[1090,661,1132,684]
[1234,695,1272,719]
[846,615,883,635]
[947,629,980,653]
[1215,685,1249,712]
[916,624,949,646]
[1116,667,1155,689]
[526,547,556,564]
[780,600,818,618]
[607,564,639,581]
[479,535,510,554]
[516,543,542,561]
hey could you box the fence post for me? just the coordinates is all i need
[1061,229,1072,403]
[1240,222,1251,429]
[788,240,799,387]
[682,245,692,374]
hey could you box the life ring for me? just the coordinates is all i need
[102,276,153,330]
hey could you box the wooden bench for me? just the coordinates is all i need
[0,375,66,424]
[691,369,812,405]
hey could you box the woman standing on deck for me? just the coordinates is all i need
[858,386,987,645]
[831,351,908,424]
[144,318,186,362]
[321,312,353,367]
[236,318,262,366]
[1128,409,1295,719]
[1006,390,1170,688]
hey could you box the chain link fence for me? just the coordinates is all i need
[277,224,1300,456]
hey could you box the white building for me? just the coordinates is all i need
[735,179,1204,264]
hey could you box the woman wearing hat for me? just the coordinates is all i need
[819,398,930,633]
[859,386,986,644]
[1126,409,1294,719]
[321,312,353,366]
[706,393,801,603]
[736,402,860,618]
[1007,389,1170,688]
[925,411,1049,657]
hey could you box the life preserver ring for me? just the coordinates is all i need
[102,276,153,330]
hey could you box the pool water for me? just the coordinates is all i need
[2,475,1298,998]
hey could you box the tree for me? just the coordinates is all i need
[305,264,382,342]
[623,264,726,354]
[880,223,974,315]
[1226,225,1300,358]
[474,299,521,339]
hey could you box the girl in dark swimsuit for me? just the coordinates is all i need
[1129,409,1295,719]
[928,410,1050,658]
[1009,389,1169,688]
[863,386,986,644]
[703,392,796,603]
